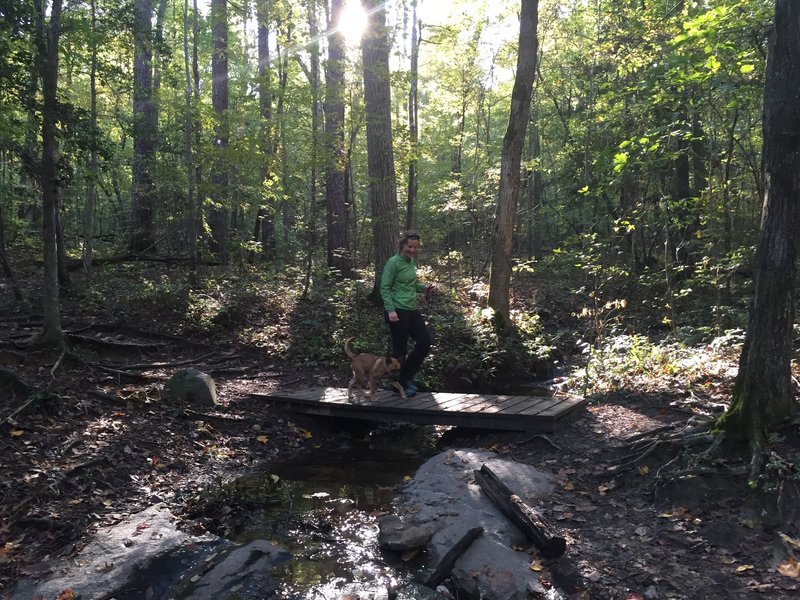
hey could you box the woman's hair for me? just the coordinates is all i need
[398,229,421,251]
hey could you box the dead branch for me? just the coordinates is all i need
[513,433,562,451]
[424,526,483,588]
[1,394,40,426]
[66,332,168,350]
[474,464,566,558]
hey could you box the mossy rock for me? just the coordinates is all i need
[162,368,219,407]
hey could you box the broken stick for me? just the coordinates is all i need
[474,464,566,558]
[424,526,483,588]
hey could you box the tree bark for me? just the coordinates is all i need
[488,0,538,323]
[131,0,156,253]
[83,0,98,272]
[33,0,64,346]
[182,0,198,281]
[720,0,800,457]
[324,0,351,276]
[210,0,229,264]
[302,0,321,297]
[406,0,419,231]
[474,465,566,558]
[255,0,276,260]
[361,0,399,298]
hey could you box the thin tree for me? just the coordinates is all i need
[254,0,276,260]
[183,0,198,281]
[324,0,352,276]
[487,0,538,324]
[33,0,64,346]
[302,0,321,297]
[131,0,156,253]
[209,0,229,264]
[718,0,800,476]
[405,0,419,231]
[83,0,98,272]
[361,0,399,299]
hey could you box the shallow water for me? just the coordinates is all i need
[116,424,445,600]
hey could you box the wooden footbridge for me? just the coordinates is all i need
[255,386,586,432]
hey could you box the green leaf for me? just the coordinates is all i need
[739,64,755,74]
[613,152,629,172]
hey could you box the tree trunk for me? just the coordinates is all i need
[361,0,399,298]
[183,0,198,281]
[324,0,351,276]
[255,0,276,260]
[488,0,538,323]
[302,0,321,298]
[0,202,24,302]
[83,0,98,272]
[131,0,156,253]
[210,0,229,264]
[406,0,419,231]
[33,0,64,346]
[474,465,566,558]
[719,0,800,460]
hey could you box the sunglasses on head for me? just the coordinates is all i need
[407,234,420,240]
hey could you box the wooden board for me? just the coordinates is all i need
[254,386,586,432]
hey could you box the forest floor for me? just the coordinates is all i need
[1,264,800,599]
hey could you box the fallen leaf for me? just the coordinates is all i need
[57,590,76,600]
[736,564,755,573]
[95,561,114,572]
[779,531,800,552]
[10,429,24,437]
[638,465,649,476]
[297,428,312,439]
[777,557,800,578]
[530,560,543,571]
[256,435,269,443]
[561,481,574,491]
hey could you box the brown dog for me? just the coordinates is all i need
[345,337,405,400]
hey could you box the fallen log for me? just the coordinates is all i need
[474,464,566,558]
[424,526,483,588]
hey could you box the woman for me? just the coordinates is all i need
[380,230,434,397]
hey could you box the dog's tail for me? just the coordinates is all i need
[344,336,356,359]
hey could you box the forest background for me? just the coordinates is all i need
[2,0,798,479]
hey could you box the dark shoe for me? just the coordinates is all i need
[393,384,416,397]
[406,381,419,393]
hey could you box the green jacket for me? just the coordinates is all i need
[380,253,426,312]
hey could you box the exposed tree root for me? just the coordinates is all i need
[609,417,718,475]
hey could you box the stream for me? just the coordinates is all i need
[113,423,447,599]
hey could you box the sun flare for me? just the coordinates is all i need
[339,0,368,45]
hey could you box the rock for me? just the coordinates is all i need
[378,514,434,551]
[162,368,218,407]
[179,539,291,599]
[395,449,555,600]
[11,504,217,600]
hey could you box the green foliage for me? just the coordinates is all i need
[755,449,800,494]
[422,295,554,391]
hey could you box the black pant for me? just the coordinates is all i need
[385,309,431,386]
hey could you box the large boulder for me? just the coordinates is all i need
[162,368,219,407]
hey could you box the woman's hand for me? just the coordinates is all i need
[388,311,399,322]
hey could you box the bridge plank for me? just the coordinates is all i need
[256,386,586,432]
